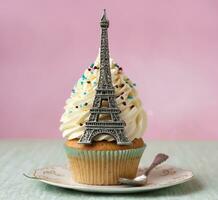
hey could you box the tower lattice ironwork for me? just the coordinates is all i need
[78,10,131,145]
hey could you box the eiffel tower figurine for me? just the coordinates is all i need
[78,10,131,145]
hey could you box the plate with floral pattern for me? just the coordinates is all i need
[24,165,193,193]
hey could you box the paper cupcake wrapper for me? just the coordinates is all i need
[65,145,145,158]
[65,144,146,185]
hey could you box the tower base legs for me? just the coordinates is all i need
[78,129,131,145]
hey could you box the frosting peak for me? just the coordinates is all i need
[60,54,147,141]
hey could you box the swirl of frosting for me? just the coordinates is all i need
[60,54,147,141]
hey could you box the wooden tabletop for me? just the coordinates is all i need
[0,139,217,199]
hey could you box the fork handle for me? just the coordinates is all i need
[145,153,169,176]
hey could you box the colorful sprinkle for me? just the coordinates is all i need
[133,83,136,86]
[75,106,79,108]
[84,102,88,106]
[79,123,83,126]
[115,85,119,88]
[83,92,87,95]
[90,63,94,68]
[119,67,123,71]
[80,81,84,85]
[130,105,135,109]
[88,68,91,71]
[72,89,75,93]
[127,96,133,100]
[87,81,91,84]
[115,63,120,68]
[94,66,98,69]
[93,81,97,85]
[121,96,124,100]
[82,74,87,80]
[120,84,125,88]
[122,102,126,106]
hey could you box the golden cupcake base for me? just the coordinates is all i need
[65,138,145,185]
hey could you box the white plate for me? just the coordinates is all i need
[24,165,193,193]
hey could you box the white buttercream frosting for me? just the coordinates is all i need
[60,54,147,141]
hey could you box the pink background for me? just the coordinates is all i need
[1,0,218,140]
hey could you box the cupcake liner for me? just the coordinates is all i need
[65,145,146,185]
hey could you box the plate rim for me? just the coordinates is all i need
[28,165,194,193]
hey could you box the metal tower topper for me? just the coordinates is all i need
[78,10,131,145]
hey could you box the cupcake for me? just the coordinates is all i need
[60,10,147,185]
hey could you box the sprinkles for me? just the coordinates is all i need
[115,63,120,68]
[120,84,125,88]
[84,102,88,106]
[122,102,126,106]
[82,74,87,80]
[127,95,133,100]
[130,105,135,109]
[79,123,83,126]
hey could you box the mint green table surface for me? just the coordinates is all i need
[0,140,217,199]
